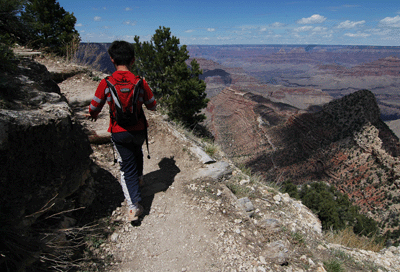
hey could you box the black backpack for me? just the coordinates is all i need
[105,76,143,128]
[106,76,151,159]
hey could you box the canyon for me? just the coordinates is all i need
[188,44,400,122]
[188,45,400,242]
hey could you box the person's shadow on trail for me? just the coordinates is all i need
[135,157,180,225]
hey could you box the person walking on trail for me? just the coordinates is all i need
[87,40,157,222]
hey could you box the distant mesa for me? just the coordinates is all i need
[289,47,307,53]
[199,68,232,85]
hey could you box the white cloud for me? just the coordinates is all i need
[313,26,327,32]
[125,7,132,11]
[94,16,101,21]
[185,29,195,33]
[258,27,274,34]
[76,23,83,27]
[337,20,366,29]
[270,22,286,28]
[344,32,371,38]
[297,14,327,24]
[294,26,313,32]
[207,28,216,32]
[238,25,258,31]
[123,20,137,26]
[379,15,400,27]
[217,36,233,41]
[123,35,135,40]
[366,28,392,36]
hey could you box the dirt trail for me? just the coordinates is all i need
[54,67,259,271]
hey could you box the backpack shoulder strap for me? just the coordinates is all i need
[105,76,122,109]
[132,77,143,103]
[133,77,151,158]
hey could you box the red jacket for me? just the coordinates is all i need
[89,71,156,133]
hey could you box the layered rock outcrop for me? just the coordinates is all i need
[0,58,93,231]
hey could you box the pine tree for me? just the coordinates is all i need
[0,0,27,70]
[0,0,28,45]
[20,0,79,55]
[133,26,209,127]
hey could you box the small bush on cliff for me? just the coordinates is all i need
[325,227,384,252]
[282,180,380,237]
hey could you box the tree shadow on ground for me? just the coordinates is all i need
[135,157,180,225]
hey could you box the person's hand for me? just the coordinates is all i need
[85,114,97,122]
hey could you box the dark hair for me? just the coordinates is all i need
[107,40,135,66]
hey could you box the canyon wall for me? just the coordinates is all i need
[206,87,400,236]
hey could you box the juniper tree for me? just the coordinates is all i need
[0,0,27,70]
[20,0,79,55]
[133,26,208,127]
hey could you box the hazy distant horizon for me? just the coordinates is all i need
[59,0,400,46]
[81,42,400,48]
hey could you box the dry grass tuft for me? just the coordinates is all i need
[324,227,384,252]
[204,142,219,157]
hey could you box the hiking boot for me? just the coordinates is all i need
[139,175,145,187]
[128,203,143,222]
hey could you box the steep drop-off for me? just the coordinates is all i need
[207,88,400,236]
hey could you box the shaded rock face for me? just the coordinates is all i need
[207,88,400,234]
[0,58,92,230]
[205,88,301,163]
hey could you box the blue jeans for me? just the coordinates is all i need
[112,130,146,208]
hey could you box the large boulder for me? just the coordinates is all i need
[0,58,92,231]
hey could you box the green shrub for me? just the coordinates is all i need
[204,143,218,157]
[282,181,380,237]
[324,259,345,272]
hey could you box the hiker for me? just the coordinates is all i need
[87,40,156,221]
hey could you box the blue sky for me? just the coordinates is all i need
[58,0,400,46]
